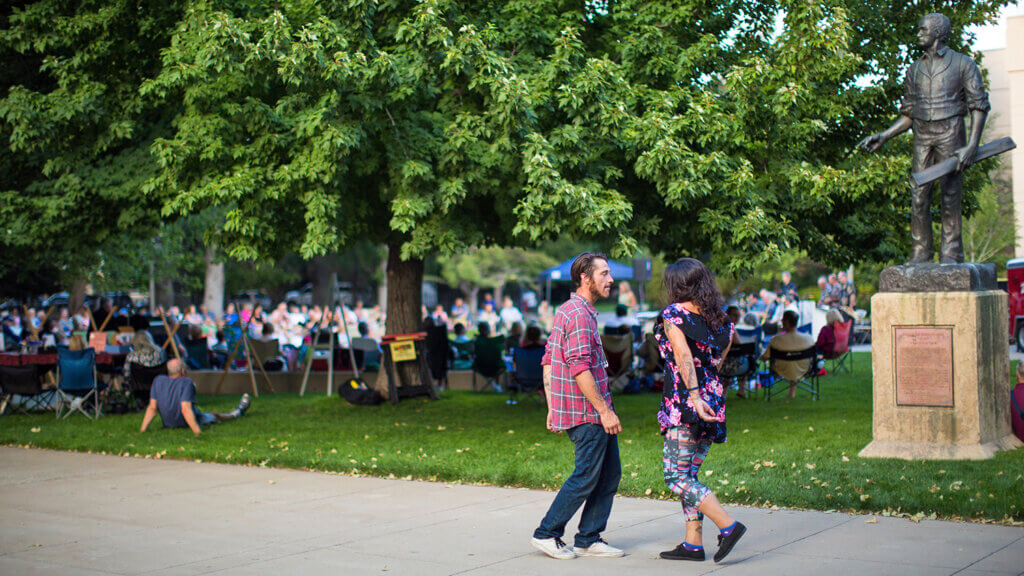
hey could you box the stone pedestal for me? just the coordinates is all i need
[861,280,1022,460]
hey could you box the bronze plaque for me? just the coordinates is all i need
[894,327,954,407]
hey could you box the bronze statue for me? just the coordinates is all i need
[859,13,990,264]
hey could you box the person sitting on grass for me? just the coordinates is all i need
[140,359,250,436]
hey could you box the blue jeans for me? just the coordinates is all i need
[194,408,217,426]
[534,423,621,548]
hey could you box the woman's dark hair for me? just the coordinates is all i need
[662,258,729,331]
[524,325,542,344]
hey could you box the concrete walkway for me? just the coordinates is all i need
[1,447,1021,576]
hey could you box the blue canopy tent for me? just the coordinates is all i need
[538,257,634,303]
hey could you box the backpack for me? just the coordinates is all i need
[339,377,384,406]
[1012,383,1024,444]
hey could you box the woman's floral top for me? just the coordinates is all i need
[654,303,734,443]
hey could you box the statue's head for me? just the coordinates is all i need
[918,13,951,48]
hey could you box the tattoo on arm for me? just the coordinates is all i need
[683,359,698,390]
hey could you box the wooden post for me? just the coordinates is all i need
[157,308,182,362]
[243,335,276,395]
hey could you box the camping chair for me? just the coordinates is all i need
[127,362,167,409]
[720,341,759,397]
[762,346,820,401]
[250,338,284,371]
[472,335,507,392]
[510,346,545,403]
[351,337,382,371]
[183,337,211,369]
[424,324,452,389]
[0,364,55,413]
[451,340,474,371]
[826,321,853,374]
[601,333,634,391]
[735,326,763,352]
[55,348,103,419]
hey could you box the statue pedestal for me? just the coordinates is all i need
[860,264,1022,460]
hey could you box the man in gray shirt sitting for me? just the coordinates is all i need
[140,359,250,435]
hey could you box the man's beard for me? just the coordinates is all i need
[588,283,606,301]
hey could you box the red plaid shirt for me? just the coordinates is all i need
[542,293,612,432]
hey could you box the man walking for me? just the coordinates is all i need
[531,252,623,560]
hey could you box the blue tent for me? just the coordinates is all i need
[538,257,634,282]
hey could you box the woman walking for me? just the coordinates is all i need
[655,258,746,563]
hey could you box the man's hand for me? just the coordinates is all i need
[954,144,978,172]
[857,132,886,153]
[546,409,560,433]
[599,409,622,435]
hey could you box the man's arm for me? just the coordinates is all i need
[573,369,621,434]
[139,399,159,432]
[180,401,202,435]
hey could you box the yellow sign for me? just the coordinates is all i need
[390,340,417,362]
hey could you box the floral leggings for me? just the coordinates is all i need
[663,424,712,521]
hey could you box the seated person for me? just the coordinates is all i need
[505,321,524,352]
[720,306,752,397]
[452,322,471,344]
[815,309,844,359]
[125,330,166,380]
[761,310,816,399]
[604,304,635,334]
[140,359,250,435]
[520,325,545,350]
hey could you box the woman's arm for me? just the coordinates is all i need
[665,322,717,421]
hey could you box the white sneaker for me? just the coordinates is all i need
[531,537,576,560]
[573,539,624,558]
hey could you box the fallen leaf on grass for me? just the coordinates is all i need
[860,494,871,501]
[842,455,850,462]
[30,427,40,433]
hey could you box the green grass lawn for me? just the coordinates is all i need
[1,352,1021,524]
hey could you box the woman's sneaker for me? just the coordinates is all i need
[531,537,576,559]
[573,539,624,558]
[714,522,747,563]
[660,543,705,561]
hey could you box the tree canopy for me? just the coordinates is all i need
[2,0,1015,306]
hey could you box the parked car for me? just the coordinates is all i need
[284,283,353,306]
[231,290,273,310]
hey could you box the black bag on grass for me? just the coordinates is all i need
[339,378,383,406]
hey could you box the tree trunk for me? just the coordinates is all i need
[203,247,225,317]
[69,277,88,313]
[311,255,334,308]
[156,277,175,310]
[376,245,388,308]
[385,242,424,387]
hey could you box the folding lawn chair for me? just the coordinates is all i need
[825,321,853,374]
[762,346,820,401]
[55,348,104,419]
[601,333,634,391]
[472,335,507,392]
[0,364,55,414]
[128,362,167,409]
[510,346,545,403]
[182,337,211,369]
[719,341,759,397]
